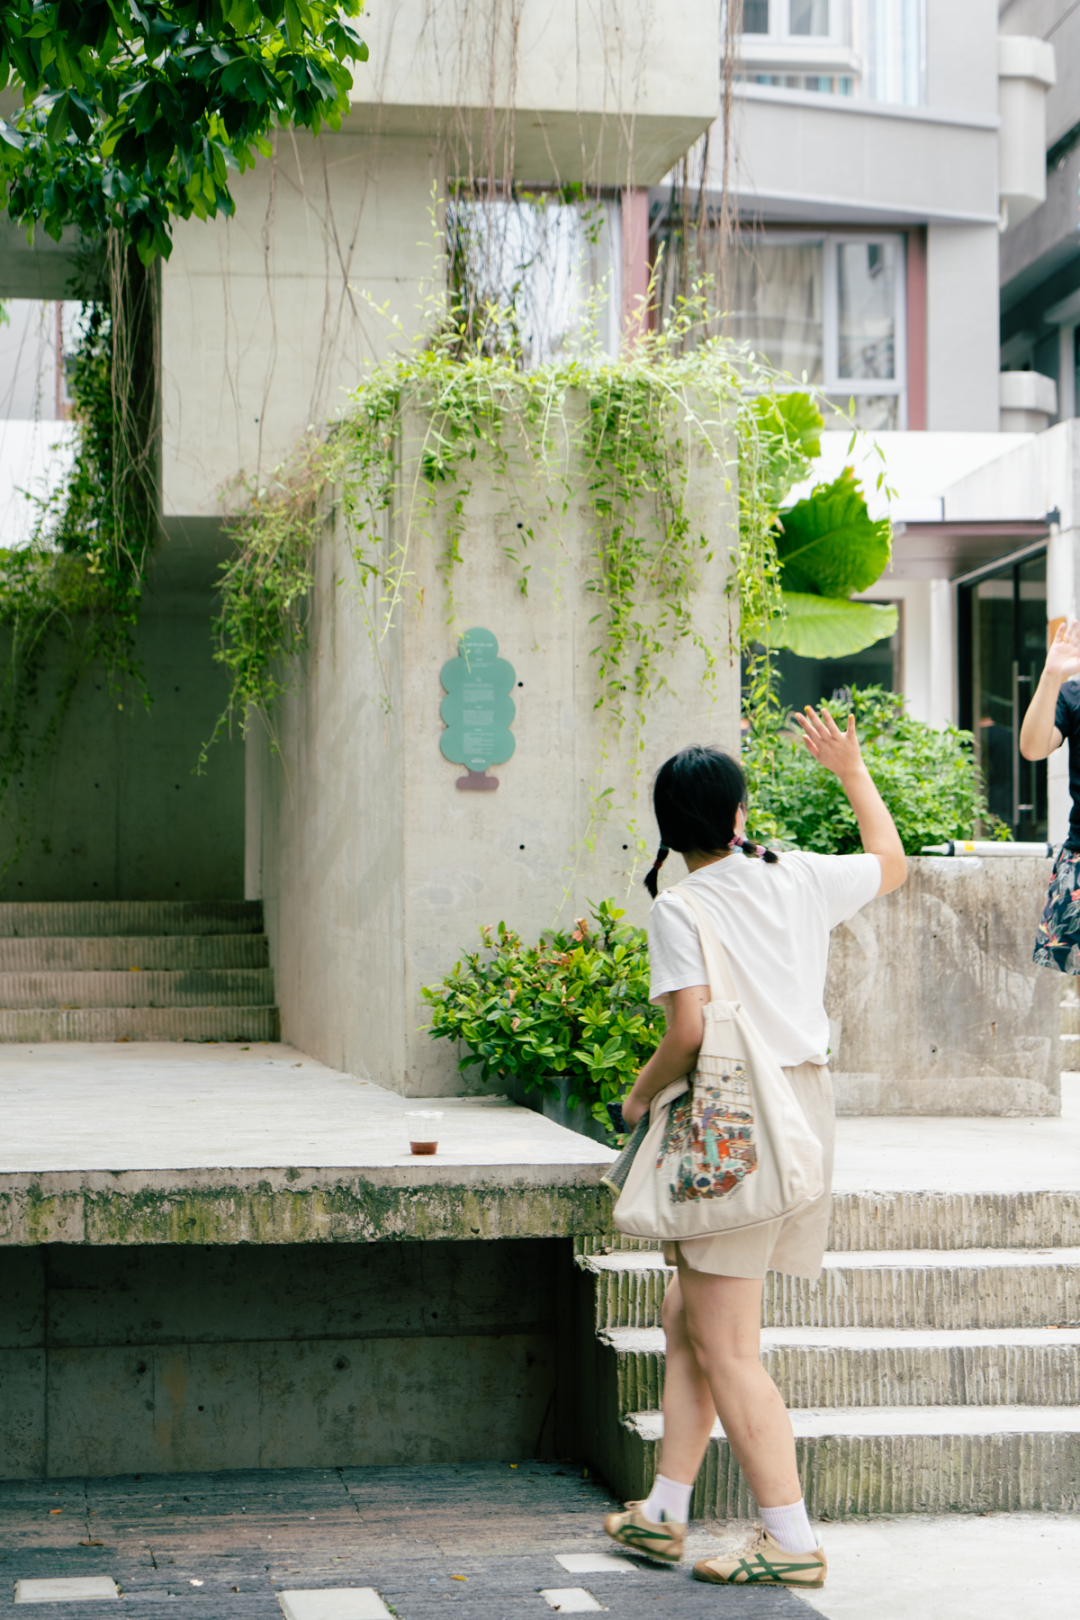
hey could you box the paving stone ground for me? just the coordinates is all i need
[0,1466,816,1619]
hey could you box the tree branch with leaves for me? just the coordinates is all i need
[0,0,368,263]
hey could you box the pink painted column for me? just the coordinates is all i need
[906,227,927,430]
[621,188,651,348]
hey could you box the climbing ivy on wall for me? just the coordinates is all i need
[205,285,821,773]
[0,285,157,879]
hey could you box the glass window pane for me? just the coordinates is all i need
[867,0,923,106]
[823,395,899,430]
[837,241,897,380]
[789,0,829,34]
[729,240,824,382]
[446,195,619,367]
[974,572,1015,829]
[744,0,770,32]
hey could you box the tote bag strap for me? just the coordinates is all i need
[670,884,740,1004]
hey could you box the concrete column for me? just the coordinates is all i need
[254,398,740,1094]
[620,188,650,346]
[905,228,927,431]
[1059,324,1076,422]
[925,224,1000,431]
[928,577,957,729]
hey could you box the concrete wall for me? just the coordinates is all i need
[926,225,1002,430]
[728,91,1000,226]
[1000,0,1080,150]
[825,857,1061,1116]
[0,522,244,901]
[249,399,740,1095]
[0,1238,567,1479]
[160,127,443,522]
[350,0,719,185]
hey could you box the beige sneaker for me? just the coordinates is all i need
[603,1501,686,1564]
[693,1529,826,1588]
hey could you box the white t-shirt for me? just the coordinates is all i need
[647,850,881,1068]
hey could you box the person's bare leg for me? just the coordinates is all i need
[676,1260,802,1508]
[654,1270,717,1486]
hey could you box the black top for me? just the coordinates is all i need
[1055,680,1080,845]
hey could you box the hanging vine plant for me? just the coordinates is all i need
[0,252,160,881]
[205,284,824,778]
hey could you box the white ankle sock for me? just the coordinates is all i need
[641,1474,692,1525]
[759,1500,820,1554]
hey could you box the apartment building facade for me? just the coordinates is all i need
[690,0,1080,843]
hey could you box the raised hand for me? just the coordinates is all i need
[1045,618,1080,683]
[794,704,865,781]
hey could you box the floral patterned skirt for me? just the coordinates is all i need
[1034,847,1080,974]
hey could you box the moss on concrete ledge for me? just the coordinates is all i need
[0,1168,616,1245]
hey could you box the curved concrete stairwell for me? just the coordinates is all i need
[0,900,279,1042]
[572,1189,1080,1518]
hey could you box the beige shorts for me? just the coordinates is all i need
[662,1060,834,1285]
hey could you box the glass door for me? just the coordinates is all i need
[964,554,1047,839]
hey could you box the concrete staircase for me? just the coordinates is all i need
[0,901,279,1042]
[572,1190,1080,1517]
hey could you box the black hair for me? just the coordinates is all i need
[644,744,778,897]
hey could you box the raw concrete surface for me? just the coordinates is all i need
[825,856,1061,1116]
[251,408,739,1100]
[10,1042,1080,1188]
[798,1512,1080,1620]
[0,525,244,902]
[832,1071,1080,1192]
[0,1042,613,1175]
[1,1240,571,1478]
[0,1043,615,1247]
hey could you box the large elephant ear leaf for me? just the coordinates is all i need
[777,467,892,598]
[772,392,823,460]
[766,593,899,658]
[749,392,824,508]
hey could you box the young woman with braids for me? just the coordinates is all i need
[604,706,906,1590]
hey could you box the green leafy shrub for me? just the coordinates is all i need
[742,685,997,855]
[421,900,662,1132]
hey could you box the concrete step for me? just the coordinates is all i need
[581,1190,1080,1253]
[0,935,269,971]
[604,1325,1080,1412]
[1062,1003,1080,1037]
[0,969,275,1009]
[0,901,264,938]
[829,1190,1080,1250]
[0,1006,280,1042]
[625,1407,1080,1517]
[582,1248,1080,1331]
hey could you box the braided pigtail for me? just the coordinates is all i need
[732,832,780,865]
[644,844,669,898]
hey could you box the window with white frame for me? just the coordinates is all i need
[742,1,839,40]
[729,233,906,429]
[739,0,923,105]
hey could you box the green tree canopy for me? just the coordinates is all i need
[0,1,368,263]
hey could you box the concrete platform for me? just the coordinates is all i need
[0,1043,615,1246]
[4,1047,1080,1247]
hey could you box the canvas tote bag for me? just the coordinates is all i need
[612,885,825,1241]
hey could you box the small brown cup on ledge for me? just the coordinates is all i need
[406,1110,444,1155]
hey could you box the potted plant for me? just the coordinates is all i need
[421,900,663,1140]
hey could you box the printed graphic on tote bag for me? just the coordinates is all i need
[659,1054,758,1202]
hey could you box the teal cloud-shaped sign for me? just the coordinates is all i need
[440,628,516,775]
